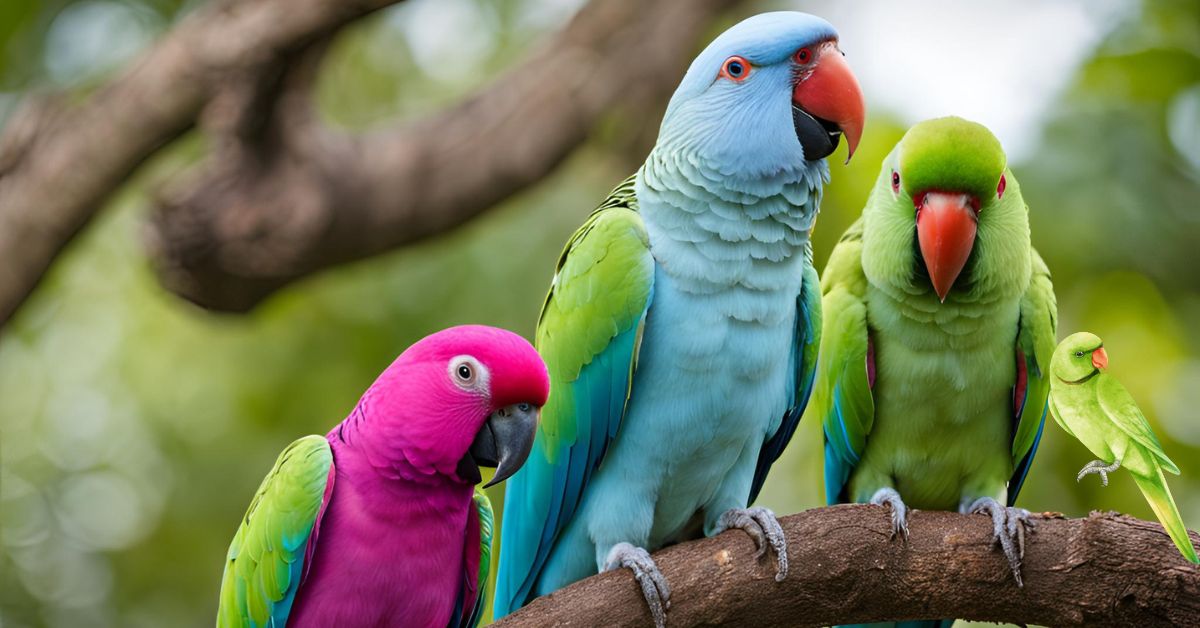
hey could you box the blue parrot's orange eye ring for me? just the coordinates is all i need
[794,47,813,64]
[719,56,751,82]
[997,174,1007,199]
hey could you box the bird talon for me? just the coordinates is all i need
[605,543,670,628]
[1077,458,1120,486]
[967,497,1032,587]
[715,506,788,581]
[869,488,910,542]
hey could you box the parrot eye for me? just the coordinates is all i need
[448,355,488,392]
[719,56,750,82]
[997,174,1007,199]
[891,171,900,194]
[794,47,813,64]
[1074,351,1084,358]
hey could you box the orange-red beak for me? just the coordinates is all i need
[1092,347,1109,370]
[793,46,865,163]
[916,192,978,302]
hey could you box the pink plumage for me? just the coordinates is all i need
[285,325,548,626]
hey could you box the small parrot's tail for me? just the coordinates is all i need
[1131,466,1200,564]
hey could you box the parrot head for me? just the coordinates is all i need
[1052,332,1108,384]
[863,117,1031,303]
[361,325,549,487]
[656,11,865,175]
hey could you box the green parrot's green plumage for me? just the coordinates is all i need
[1049,332,1199,564]
[814,118,1057,618]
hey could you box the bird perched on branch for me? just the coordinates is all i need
[215,325,549,628]
[1050,332,1199,564]
[812,117,1057,627]
[494,11,865,626]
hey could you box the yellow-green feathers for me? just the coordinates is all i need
[1049,334,1198,563]
[533,175,652,462]
[217,435,333,627]
[898,117,1006,201]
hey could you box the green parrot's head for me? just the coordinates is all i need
[1052,331,1109,384]
[862,117,1031,303]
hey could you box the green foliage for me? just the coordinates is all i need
[2,0,1199,626]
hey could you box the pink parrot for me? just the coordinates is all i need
[216,325,549,627]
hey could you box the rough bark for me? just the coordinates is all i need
[145,0,740,312]
[494,505,1200,627]
[0,0,404,327]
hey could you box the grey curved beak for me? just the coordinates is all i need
[469,403,540,488]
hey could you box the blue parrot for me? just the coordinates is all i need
[494,12,866,625]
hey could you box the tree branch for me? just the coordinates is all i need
[0,0,406,327]
[494,505,1200,627]
[145,0,741,312]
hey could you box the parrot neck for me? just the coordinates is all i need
[636,145,824,294]
[329,405,471,490]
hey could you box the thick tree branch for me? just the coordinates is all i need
[0,0,404,327]
[494,505,1200,627]
[146,0,741,312]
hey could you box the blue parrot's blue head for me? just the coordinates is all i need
[657,12,865,179]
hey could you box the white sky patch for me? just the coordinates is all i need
[808,0,1133,160]
[43,1,162,85]
[393,0,496,83]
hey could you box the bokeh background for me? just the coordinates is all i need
[1,0,1198,625]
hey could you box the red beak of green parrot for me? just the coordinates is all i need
[1092,347,1109,370]
[916,191,979,302]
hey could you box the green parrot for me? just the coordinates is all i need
[1049,331,1199,564]
[813,117,1058,600]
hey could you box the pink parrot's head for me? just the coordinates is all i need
[361,325,549,486]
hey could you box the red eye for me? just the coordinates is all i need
[794,47,813,64]
[997,174,1007,199]
[891,171,900,193]
[719,55,750,81]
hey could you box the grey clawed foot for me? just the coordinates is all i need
[1077,458,1121,486]
[715,506,789,581]
[869,487,910,541]
[605,542,670,628]
[967,497,1035,587]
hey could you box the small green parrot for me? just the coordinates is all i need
[1049,332,1199,564]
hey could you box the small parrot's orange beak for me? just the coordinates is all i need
[1092,347,1109,370]
[793,46,865,162]
[916,191,978,302]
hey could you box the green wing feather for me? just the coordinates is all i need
[813,219,875,504]
[494,175,655,613]
[466,489,494,627]
[217,435,333,628]
[1009,249,1057,502]
[1095,375,1180,474]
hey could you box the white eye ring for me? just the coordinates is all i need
[448,355,489,392]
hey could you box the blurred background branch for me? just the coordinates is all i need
[147,0,741,311]
[497,507,1200,628]
[0,0,408,327]
[0,0,741,326]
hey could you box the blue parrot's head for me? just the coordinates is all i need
[656,11,865,179]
